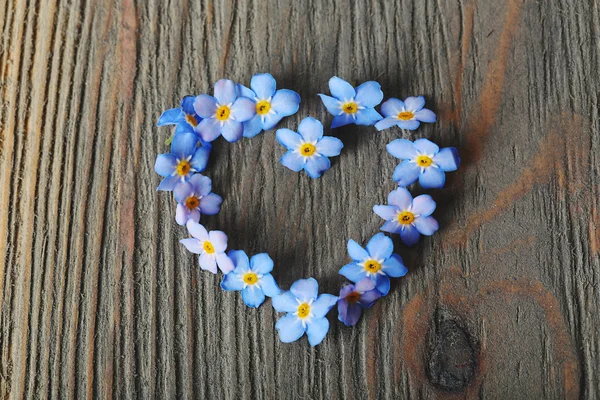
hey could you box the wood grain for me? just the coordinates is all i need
[1,0,599,398]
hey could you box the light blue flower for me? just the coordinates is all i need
[173,174,222,226]
[236,73,300,138]
[374,96,436,131]
[193,79,256,143]
[387,138,460,188]
[157,95,203,135]
[373,188,439,246]
[338,233,407,296]
[220,251,281,308]
[318,76,383,128]
[180,220,234,274]
[276,117,343,179]
[272,278,338,346]
[154,131,211,191]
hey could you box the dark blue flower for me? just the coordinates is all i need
[373,188,439,246]
[276,117,343,179]
[337,278,382,327]
[154,131,211,191]
[375,96,436,131]
[220,251,281,308]
[157,95,203,135]
[338,233,407,296]
[173,174,222,226]
[386,138,460,188]
[236,73,301,138]
[272,278,338,346]
[193,79,256,143]
[318,77,383,128]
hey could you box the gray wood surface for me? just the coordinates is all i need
[1,0,599,398]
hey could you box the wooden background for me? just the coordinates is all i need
[1,0,598,398]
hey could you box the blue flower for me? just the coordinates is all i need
[337,278,382,327]
[373,188,439,246]
[318,77,383,128]
[276,117,343,178]
[220,251,281,308]
[157,95,203,135]
[173,174,222,226]
[386,138,460,188]
[193,79,256,143]
[236,73,301,138]
[154,131,211,191]
[272,278,338,346]
[338,233,408,296]
[180,220,235,274]
[374,96,436,131]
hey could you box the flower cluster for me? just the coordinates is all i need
[153,73,461,346]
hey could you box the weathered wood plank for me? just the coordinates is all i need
[1,0,599,399]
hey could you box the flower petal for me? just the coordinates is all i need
[175,204,190,226]
[297,117,323,142]
[380,220,402,234]
[403,96,425,112]
[380,98,405,117]
[386,139,418,160]
[216,253,235,274]
[354,278,376,293]
[241,286,266,308]
[328,76,356,99]
[358,289,381,308]
[290,278,319,302]
[355,81,384,108]
[382,254,408,278]
[220,272,244,291]
[220,121,244,143]
[393,160,421,186]
[271,89,300,116]
[197,118,222,142]
[374,274,391,296]
[276,128,302,149]
[230,97,256,122]
[209,230,228,252]
[228,249,250,269]
[354,108,383,126]
[318,94,341,115]
[199,253,218,273]
[199,193,222,215]
[261,112,283,131]
[399,225,421,246]
[374,117,399,131]
[338,300,362,326]
[280,151,306,172]
[339,263,366,283]
[174,180,194,203]
[154,153,177,177]
[433,147,460,171]
[306,318,329,346]
[311,294,338,318]
[275,314,306,343]
[250,253,274,274]
[419,167,446,189]
[236,84,255,99]
[156,176,180,191]
[157,108,182,126]
[397,120,420,130]
[171,131,198,159]
[214,79,236,105]
[259,274,281,297]
[411,194,436,216]
[414,216,439,236]
[331,113,353,128]
[373,205,399,221]
[347,239,369,261]
[180,238,202,254]
[186,220,209,241]
[180,95,196,115]
[242,115,263,138]
[189,174,211,196]
[413,138,439,155]
[194,95,218,118]
[388,187,413,209]
[366,233,393,260]
[272,291,299,313]
[304,155,331,179]
[190,146,210,172]
[250,73,277,99]
[414,108,436,123]
[316,137,343,157]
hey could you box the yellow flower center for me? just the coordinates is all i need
[363,259,382,274]
[342,101,358,114]
[297,303,311,318]
[185,196,200,210]
[416,155,433,167]
[397,211,415,225]
[215,105,231,121]
[300,143,316,157]
[185,114,199,127]
[176,160,191,176]
[203,241,215,254]
[346,291,361,303]
[243,272,259,285]
[397,111,414,121]
[256,100,271,115]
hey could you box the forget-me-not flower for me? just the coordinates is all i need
[276,117,343,178]
[154,131,211,191]
[318,76,383,128]
[157,95,203,136]
[236,73,300,138]
[173,174,222,226]
[338,233,408,296]
[272,278,338,346]
[373,188,439,246]
[180,220,234,274]
[337,278,382,327]
[375,96,436,131]
[193,79,256,143]
[220,251,281,308]
[387,138,460,189]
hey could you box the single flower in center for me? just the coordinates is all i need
[185,114,199,127]
[416,155,433,167]
[176,160,192,176]
[300,143,316,157]
[397,111,415,121]
[255,100,271,115]
[363,259,382,274]
[296,302,311,319]
[341,101,358,114]
[215,105,231,121]
[345,291,361,303]
[203,241,215,254]
[184,195,200,210]
[397,211,415,225]
[243,272,259,285]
